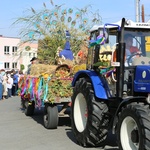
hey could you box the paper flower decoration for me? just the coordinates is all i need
[61,9,67,15]
[68,16,72,22]
[51,20,57,25]
[52,10,58,17]
[61,16,65,22]
[71,20,76,27]
[28,31,34,39]
[75,12,81,18]
[42,13,49,21]
[83,18,88,25]
[68,8,73,14]
[34,22,40,29]
[79,24,83,29]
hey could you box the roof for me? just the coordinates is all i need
[90,19,150,32]
[19,42,38,49]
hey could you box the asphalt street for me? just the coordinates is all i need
[0,96,119,150]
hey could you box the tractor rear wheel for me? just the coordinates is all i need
[116,103,150,150]
[71,78,109,147]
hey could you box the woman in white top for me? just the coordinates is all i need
[6,74,13,98]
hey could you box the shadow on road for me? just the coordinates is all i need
[21,106,71,128]
[66,129,119,150]
[20,106,119,149]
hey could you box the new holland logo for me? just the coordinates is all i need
[142,71,146,78]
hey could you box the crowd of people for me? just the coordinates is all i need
[0,69,23,100]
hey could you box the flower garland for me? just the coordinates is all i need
[18,75,73,108]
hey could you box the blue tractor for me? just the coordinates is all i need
[71,18,150,150]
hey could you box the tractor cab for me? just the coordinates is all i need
[88,18,150,98]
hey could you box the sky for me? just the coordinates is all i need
[0,0,150,38]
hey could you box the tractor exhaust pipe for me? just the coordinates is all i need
[116,18,126,98]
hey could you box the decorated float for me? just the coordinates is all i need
[18,29,117,130]
[18,36,87,129]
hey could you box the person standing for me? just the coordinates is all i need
[27,57,38,75]
[7,74,13,98]
[12,71,19,96]
[0,69,4,100]
[2,73,8,99]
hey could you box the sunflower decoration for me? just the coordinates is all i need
[75,11,81,18]
[67,16,72,23]
[71,20,76,27]
[42,13,49,21]
[61,9,67,15]
[28,31,35,39]
[61,16,65,22]
[83,18,88,25]
[68,8,73,14]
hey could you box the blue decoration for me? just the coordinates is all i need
[42,13,49,21]
[28,31,34,39]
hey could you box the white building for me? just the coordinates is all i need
[0,35,38,73]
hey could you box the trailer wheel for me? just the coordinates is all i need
[24,101,35,116]
[21,98,25,109]
[71,78,109,147]
[43,105,58,129]
[116,103,150,150]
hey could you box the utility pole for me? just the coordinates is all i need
[135,0,140,22]
[141,4,145,22]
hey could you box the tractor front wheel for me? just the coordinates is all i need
[71,78,109,147]
[116,103,150,150]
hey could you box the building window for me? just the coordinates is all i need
[4,62,10,69]
[12,62,17,69]
[4,46,10,54]
[12,46,17,55]
[29,52,31,57]
[33,53,35,57]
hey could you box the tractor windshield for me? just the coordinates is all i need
[124,30,150,57]
[100,28,150,66]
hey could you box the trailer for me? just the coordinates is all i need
[18,64,73,129]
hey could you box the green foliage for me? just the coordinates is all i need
[38,36,65,64]
[20,64,25,71]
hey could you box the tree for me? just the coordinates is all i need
[20,64,25,71]
[14,1,102,64]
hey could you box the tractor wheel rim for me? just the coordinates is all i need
[74,93,88,132]
[120,116,139,150]
[44,114,48,124]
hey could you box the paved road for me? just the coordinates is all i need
[0,96,119,150]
